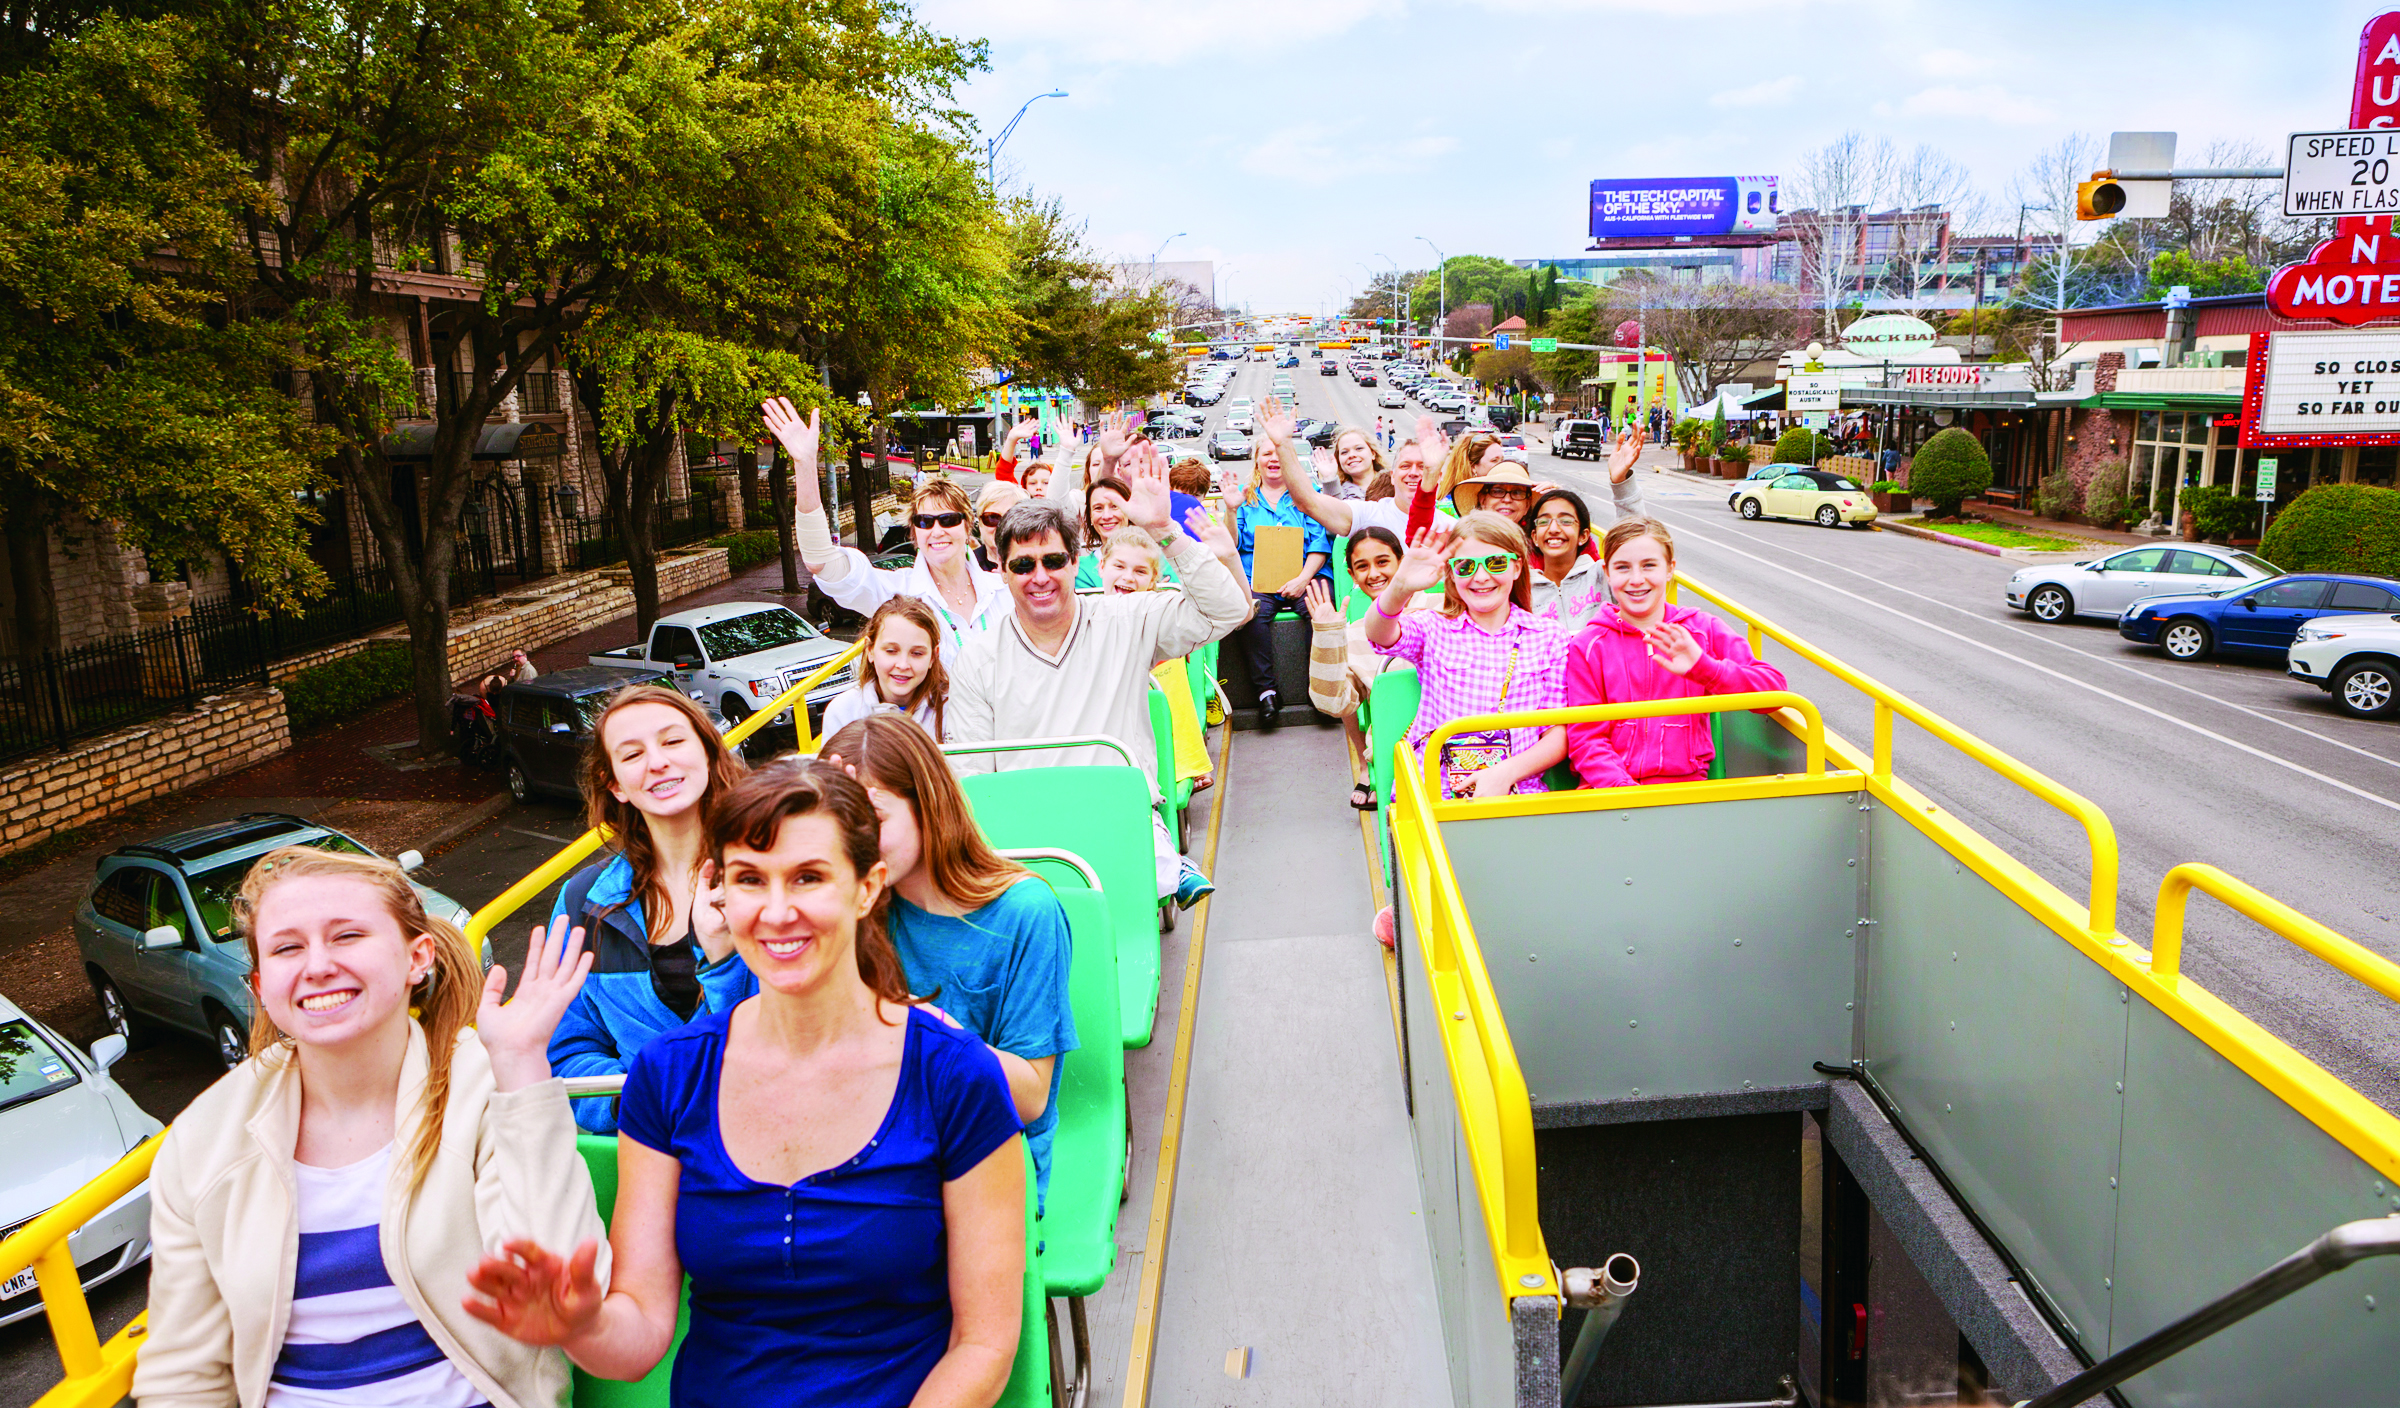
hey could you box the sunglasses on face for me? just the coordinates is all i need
[1448,553,1519,579]
[980,512,1007,528]
[913,511,966,529]
[1006,551,1073,576]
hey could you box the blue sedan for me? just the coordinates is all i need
[2117,573,2400,662]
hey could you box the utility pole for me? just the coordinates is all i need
[1417,235,1448,373]
[985,90,1067,188]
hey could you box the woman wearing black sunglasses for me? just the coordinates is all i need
[763,398,1013,660]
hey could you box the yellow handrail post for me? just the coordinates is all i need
[464,641,861,942]
[1872,702,1893,783]
[34,1242,100,1377]
[2153,864,2400,1003]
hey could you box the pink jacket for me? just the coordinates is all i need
[1565,603,1788,788]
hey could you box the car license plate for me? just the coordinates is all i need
[2,1267,35,1299]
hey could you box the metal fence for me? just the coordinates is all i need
[0,616,271,764]
[569,494,721,570]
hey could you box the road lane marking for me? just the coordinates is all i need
[1644,507,2400,816]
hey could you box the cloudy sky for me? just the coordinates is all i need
[913,0,2380,312]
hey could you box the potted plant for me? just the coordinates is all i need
[1868,479,1909,512]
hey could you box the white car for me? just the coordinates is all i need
[2004,544,2279,623]
[1377,389,1406,408]
[2289,613,2400,718]
[0,991,160,1327]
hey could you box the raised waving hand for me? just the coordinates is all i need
[1389,523,1457,598]
[1607,424,1646,484]
[760,399,823,514]
[477,913,593,1093]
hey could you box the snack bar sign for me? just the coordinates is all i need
[2245,329,2400,443]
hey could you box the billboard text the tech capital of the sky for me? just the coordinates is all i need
[1587,177,1780,240]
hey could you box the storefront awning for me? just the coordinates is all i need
[382,422,560,462]
[1841,387,2036,410]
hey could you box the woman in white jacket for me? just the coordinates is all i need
[133,846,605,1408]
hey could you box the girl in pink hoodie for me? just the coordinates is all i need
[1565,518,1787,788]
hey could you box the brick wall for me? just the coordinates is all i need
[0,687,290,858]
[2061,407,2133,493]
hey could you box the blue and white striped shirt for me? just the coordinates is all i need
[267,1145,486,1408]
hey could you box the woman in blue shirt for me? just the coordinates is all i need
[469,761,1026,1408]
[1232,431,1332,729]
[821,715,1076,1207]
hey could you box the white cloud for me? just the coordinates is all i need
[1917,47,1989,79]
[1898,83,2055,126]
[1709,75,1801,108]
[913,0,1397,65]
[1237,123,1459,180]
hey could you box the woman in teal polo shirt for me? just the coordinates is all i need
[1233,432,1331,729]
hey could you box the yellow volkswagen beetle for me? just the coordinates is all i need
[1728,467,1878,528]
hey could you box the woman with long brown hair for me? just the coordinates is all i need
[469,761,1026,1408]
[545,684,753,1133]
[819,714,1076,1207]
[136,847,602,1408]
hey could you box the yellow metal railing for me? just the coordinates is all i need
[0,1133,160,1408]
[0,643,862,1408]
[1418,691,1830,800]
[1389,753,1555,1312]
[466,641,860,941]
[1670,572,2122,947]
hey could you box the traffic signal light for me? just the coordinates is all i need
[2076,172,2170,220]
[2076,177,2124,220]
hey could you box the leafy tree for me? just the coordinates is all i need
[0,15,333,651]
[1344,268,1422,326]
[1408,255,1521,323]
[2140,250,2264,300]
[991,195,1175,426]
[1469,346,1534,391]
[2260,484,2400,577]
[1602,273,1795,406]
[1907,427,1992,517]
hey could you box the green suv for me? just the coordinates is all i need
[72,813,476,1070]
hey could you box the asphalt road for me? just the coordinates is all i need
[1292,350,2400,1111]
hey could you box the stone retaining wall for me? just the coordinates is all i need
[0,688,290,858]
[368,547,733,681]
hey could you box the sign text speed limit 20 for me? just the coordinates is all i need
[2285,130,2400,216]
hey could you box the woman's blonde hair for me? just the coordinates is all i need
[1330,426,1388,485]
[234,846,483,1192]
[1601,516,1677,567]
[1438,510,1534,619]
[1239,436,1285,509]
[1435,431,1504,502]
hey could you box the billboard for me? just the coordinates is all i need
[1589,177,1779,240]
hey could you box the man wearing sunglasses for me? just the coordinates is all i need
[949,455,1251,908]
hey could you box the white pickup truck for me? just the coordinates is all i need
[590,601,854,733]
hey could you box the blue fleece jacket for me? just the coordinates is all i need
[547,854,758,1134]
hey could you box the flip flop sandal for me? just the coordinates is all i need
[1348,781,1378,811]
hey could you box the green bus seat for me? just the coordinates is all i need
[1185,638,1218,726]
[1030,884,1126,1298]
[964,765,1163,1048]
[569,1134,1052,1408]
[1366,667,1421,891]
[1330,535,1351,611]
[1147,687,1196,853]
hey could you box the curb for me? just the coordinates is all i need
[1876,519,2011,558]
[419,792,514,859]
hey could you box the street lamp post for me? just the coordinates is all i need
[986,90,1068,187]
[1416,235,1447,372]
[1376,253,1400,342]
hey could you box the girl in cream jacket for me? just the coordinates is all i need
[134,846,607,1408]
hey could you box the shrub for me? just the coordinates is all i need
[2259,483,2400,576]
[2178,484,2250,541]
[1771,426,1826,465]
[2035,468,2082,522]
[283,644,413,734]
[2082,462,2132,530]
[710,529,783,573]
[1671,417,1703,451]
[1868,479,1902,495]
[1907,427,1993,517]
[1709,403,1729,456]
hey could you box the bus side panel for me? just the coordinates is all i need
[1862,810,2128,1359]
[2109,997,2400,1408]
[1439,797,1857,1109]
[1397,883,1524,1407]
[1714,706,1815,780]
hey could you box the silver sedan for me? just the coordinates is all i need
[2005,543,2280,623]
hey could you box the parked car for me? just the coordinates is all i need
[1377,389,1406,408]
[1485,406,1521,432]
[494,664,750,802]
[1494,434,1531,466]
[1143,417,1205,441]
[1208,430,1253,460]
[1183,384,1225,406]
[2289,610,2400,717]
[2119,574,2400,662]
[1291,418,1340,448]
[1729,469,1877,528]
[73,813,476,1071]
[589,601,850,731]
[0,990,161,1327]
[1276,353,1300,368]
[2006,544,2280,624]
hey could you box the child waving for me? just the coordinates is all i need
[1565,519,1788,788]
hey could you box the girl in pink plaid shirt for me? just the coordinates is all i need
[1365,511,1570,798]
